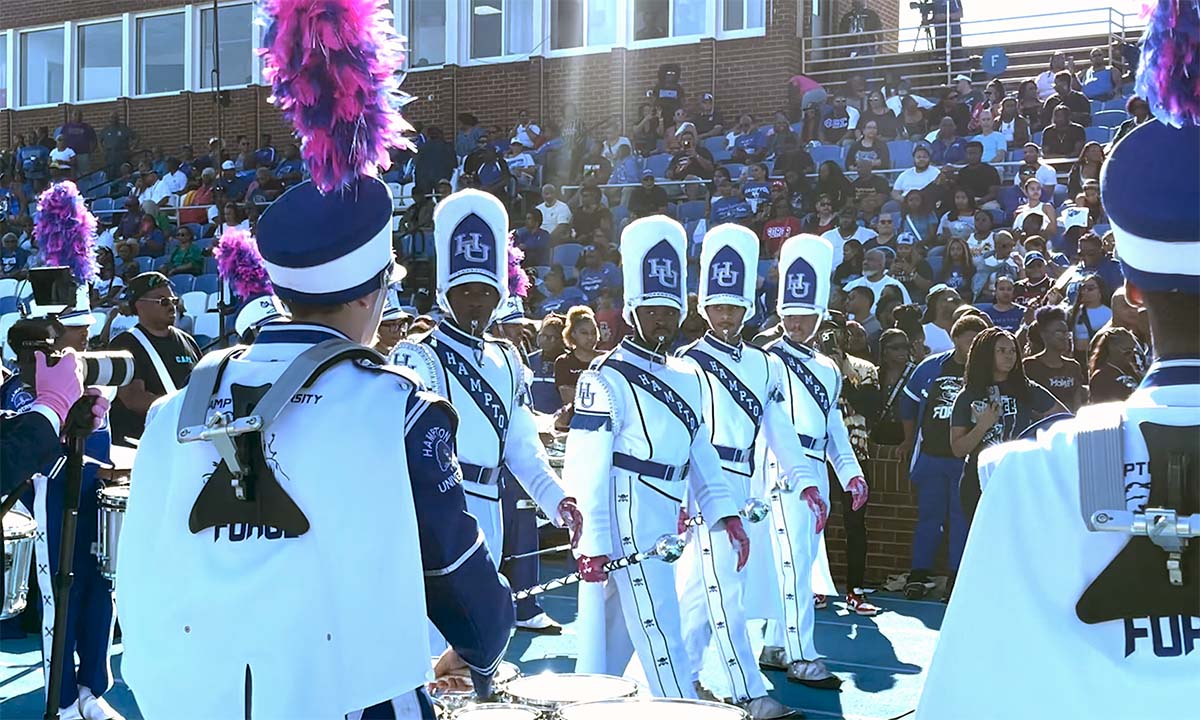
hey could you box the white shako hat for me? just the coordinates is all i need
[255,177,396,306]
[620,214,688,323]
[53,284,96,327]
[235,296,286,337]
[434,189,510,315]
[699,223,758,314]
[492,295,525,326]
[777,234,834,318]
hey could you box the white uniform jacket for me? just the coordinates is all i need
[919,358,1200,719]
[565,338,740,557]
[392,320,566,512]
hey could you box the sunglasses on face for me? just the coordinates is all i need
[139,295,180,307]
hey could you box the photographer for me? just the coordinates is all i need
[108,272,200,447]
[928,0,964,71]
[666,126,715,182]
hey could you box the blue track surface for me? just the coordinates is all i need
[1,556,944,719]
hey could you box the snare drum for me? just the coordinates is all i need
[97,485,129,583]
[502,674,640,713]
[2,510,37,620]
[558,698,748,720]
[451,704,541,720]
[435,660,521,714]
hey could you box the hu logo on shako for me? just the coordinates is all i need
[647,258,678,288]
[448,212,496,277]
[456,233,490,263]
[712,262,739,288]
[708,245,745,293]
[784,256,817,306]
[643,239,681,296]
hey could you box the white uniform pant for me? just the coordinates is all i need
[575,471,696,699]
[764,483,823,662]
[678,519,767,702]
[464,486,503,569]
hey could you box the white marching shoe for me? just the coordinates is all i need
[785,659,842,690]
[740,695,803,719]
[56,701,85,720]
[515,612,563,635]
[78,688,125,720]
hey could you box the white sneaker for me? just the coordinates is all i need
[78,688,125,720]
[515,612,563,635]
[56,702,85,720]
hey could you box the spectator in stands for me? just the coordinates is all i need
[502,140,537,192]
[536,266,587,317]
[60,111,98,177]
[761,196,803,258]
[255,134,276,168]
[741,162,772,212]
[981,276,1025,331]
[846,119,892,171]
[801,193,839,236]
[535,184,572,240]
[216,160,250,200]
[193,137,221,174]
[215,202,250,240]
[815,161,855,211]
[724,114,766,164]
[896,96,929,142]
[1,232,29,280]
[921,285,963,353]
[952,326,1063,522]
[971,110,1007,165]
[1013,81,1040,130]
[571,187,613,242]
[464,134,514,201]
[955,74,984,111]
[844,247,912,308]
[413,126,455,196]
[861,91,899,140]
[1042,70,1093,130]
[936,237,976,300]
[1014,143,1058,197]
[711,179,754,224]
[960,144,1003,213]
[632,103,664,156]
[161,226,203,277]
[1068,272,1112,360]
[1023,305,1084,411]
[120,214,165,258]
[245,167,285,206]
[820,95,860,146]
[514,209,552,267]
[866,213,900,253]
[850,157,888,206]
[1087,327,1141,404]
[892,145,938,201]
[1066,141,1105,197]
[995,97,1032,151]
[48,134,77,178]
[108,272,201,446]
[900,313,987,598]
[824,206,878,266]
[1101,285,1151,362]
[692,92,727,140]
[1015,177,1058,229]
[512,110,544,150]
[626,170,667,220]
[92,248,125,308]
[937,189,977,244]
[576,245,620,306]
[891,234,934,297]
[455,113,486,158]
[1014,250,1053,305]
[1110,95,1152,146]
[1034,52,1069,101]
[872,328,915,444]
[667,128,716,182]
[554,304,601,420]
[845,285,883,345]
[664,109,691,153]
[838,1,882,58]
[928,87,971,137]
[1078,46,1121,100]
[899,189,938,246]
[99,112,136,178]
[928,117,967,165]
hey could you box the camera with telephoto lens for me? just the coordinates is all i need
[9,267,135,388]
[910,1,935,20]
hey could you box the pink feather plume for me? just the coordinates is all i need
[214,228,274,300]
[507,232,530,298]
[36,181,99,284]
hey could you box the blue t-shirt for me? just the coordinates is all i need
[931,137,968,165]
[712,197,753,223]
[514,227,551,266]
[537,287,588,317]
[983,303,1026,332]
[734,129,768,152]
[577,263,621,303]
[0,188,20,219]
[274,159,306,181]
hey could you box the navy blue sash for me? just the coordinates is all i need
[430,339,510,452]
[685,348,764,431]
[770,346,831,416]
[606,359,700,438]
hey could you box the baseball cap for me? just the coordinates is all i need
[702,92,714,101]
[641,168,655,178]
[221,160,236,170]
[954,74,973,84]
[674,121,697,137]
[125,272,172,304]
[897,232,917,245]
[1024,251,1047,265]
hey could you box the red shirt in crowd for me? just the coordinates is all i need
[763,216,803,257]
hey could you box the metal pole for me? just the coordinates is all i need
[945,12,952,85]
[212,0,223,169]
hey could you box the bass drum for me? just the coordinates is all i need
[558,698,749,719]
[2,509,37,620]
[451,704,541,719]
[501,673,640,713]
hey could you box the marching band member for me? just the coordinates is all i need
[758,235,869,689]
[391,190,582,565]
[213,228,286,344]
[566,215,748,698]
[117,2,513,717]
[920,3,1200,713]
[675,224,824,719]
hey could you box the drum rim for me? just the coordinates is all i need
[557,697,748,717]
[3,510,37,538]
[503,673,641,706]
[451,703,542,718]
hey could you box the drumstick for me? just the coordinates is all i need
[512,533,686,601]
[502,542,572,562]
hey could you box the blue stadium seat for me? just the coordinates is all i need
[678,200,708,223]
[204,257,219,274]
[169,275,195,294]
[551,243,585,269]
[722,163,746,180]
[998,185,1024,217]
[643,153,672,179]
[1101,97,1128,112]
[1032,130,1044,146]
[135,256,155,271]
[1092,110,1127,129]
[1085,126,1111,144]
[151,257,169,271]
[1089,99,1105,116]
[703,136,731,162]
[193,274,220,294]
[611,204,629,229]
[808,144,846,168]
[757,259,777,279]
[90,197,113,220]
[1006,149,1023,163]
[888,140,915,169]
[1052,184,1069,208]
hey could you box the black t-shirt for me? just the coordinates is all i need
[629,185,669,217]
[919,356,965,457]
[956,163,1001,201]
[1023,355,1083,411]
[572,205,612,240]
[1040,123,1086,158]
[108,324,201,444]
[846,140,892,170]
[667,147,715,180]
[853,174,891,202]
[693,109,726,135]
[950,377,1058,454]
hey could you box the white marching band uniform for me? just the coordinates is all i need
[920,120,1200,717]
[758,236,864,670]
[118,178,514,719]
[674,224,821,705]
[392,191,567,566]
[566,216,740,697]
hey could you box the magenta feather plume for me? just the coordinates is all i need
[214,228,274,300]
[507,232,530,298]
[36,181,98,284]
[260,0,413,193]
[1137,0,1200,127]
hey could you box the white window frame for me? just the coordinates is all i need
[543,0,625,58]
[73,16,126,104]
[16,23,68,110]
[197,1,256,91]
[132,7,191,99]
[626,0,715,50]
[1,29,13,110]
[460,0,544,66]
[715,0,767,40]
[396,0,454,71]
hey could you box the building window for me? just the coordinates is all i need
[550,0,617,50]
[409,0,447,67]
[469,0,534,59]
[0,35,8,109]
[77,21,123,101]
[721,0,764,32]
[20,28,64,107]
[633,0,705,41]
[137,14,184,94]
[201,4,254,88]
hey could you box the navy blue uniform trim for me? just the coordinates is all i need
[770,346,832,416]
[605,359,700,437]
